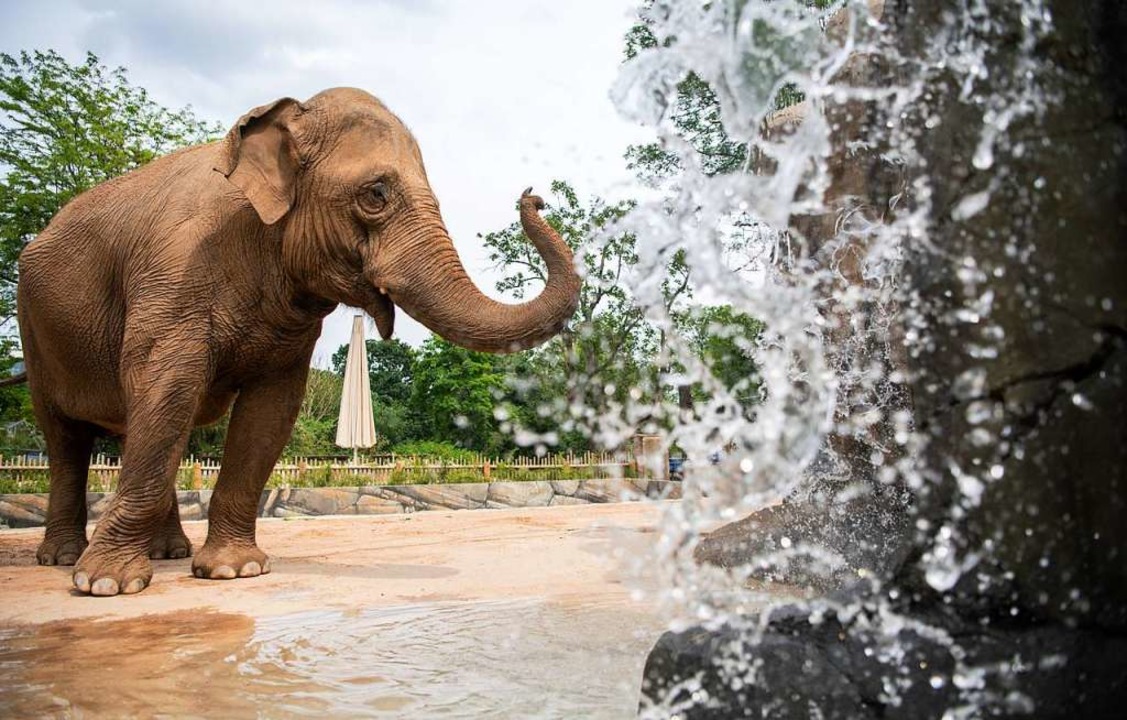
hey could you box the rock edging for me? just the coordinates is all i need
[0,478,681,529]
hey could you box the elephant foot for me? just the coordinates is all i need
[694,492,913,592]
[191,541,270,580]
[37,533,88,566]
[72,546,153,596]
[149,527,192,560]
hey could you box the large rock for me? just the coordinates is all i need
[277,488,360,516]
[641,0,1127,715]
[641,600,1127,719]
[486,481,554,508]
[0,495,48,528]
[391,483,489,510]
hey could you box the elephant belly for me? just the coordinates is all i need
[193,390,237,428]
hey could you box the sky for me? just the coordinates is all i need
[0,0,651,366]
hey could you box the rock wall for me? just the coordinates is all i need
[0,478,681,529]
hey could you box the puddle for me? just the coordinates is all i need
[1,599,665,718]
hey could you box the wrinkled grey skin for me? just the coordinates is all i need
[17,87,580,596]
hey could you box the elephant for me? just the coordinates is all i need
[15,87,580,596]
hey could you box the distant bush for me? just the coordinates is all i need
[390,441,482,462]
[0,453,637,493]
[0,470,50,493]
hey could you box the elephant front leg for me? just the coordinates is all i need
[73,358,205,596]
[193,368,308,580]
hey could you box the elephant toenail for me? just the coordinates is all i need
[193,567,204,578]
[150,549,167,560]
[212,565,237,579]
[170,548,189,559]
[122,578,146,594]
[73,571,91,592]
[238,561,261,577]
[58,554,77,565]
[91,578,119,596]
[262,558,272,573]
[40,555,56,566]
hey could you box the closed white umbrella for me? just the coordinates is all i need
[335,315,377,461]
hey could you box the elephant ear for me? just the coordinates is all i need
[215,97,304,225]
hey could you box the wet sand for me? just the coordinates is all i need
[0,502,675,717]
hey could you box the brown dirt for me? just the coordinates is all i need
[0,502,671,625]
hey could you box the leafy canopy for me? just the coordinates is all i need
[0,49,220,322]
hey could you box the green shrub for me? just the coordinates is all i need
[443,469,485,485]
[390,441,480,463]
[0,470,50,493]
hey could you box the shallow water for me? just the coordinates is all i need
[0,598,665,718]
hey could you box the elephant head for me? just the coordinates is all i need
[214,87,580,353]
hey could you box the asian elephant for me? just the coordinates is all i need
[16,87,580,596]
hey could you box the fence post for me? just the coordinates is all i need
[192,462,203,491]
[483,458,491,480]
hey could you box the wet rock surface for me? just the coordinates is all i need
[641,600,1127,719]
[640,0,1127,715]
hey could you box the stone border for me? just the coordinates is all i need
[0,478,681,529]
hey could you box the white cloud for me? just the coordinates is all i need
[1,0,652,365]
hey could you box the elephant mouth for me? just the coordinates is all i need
[363,287,396,340]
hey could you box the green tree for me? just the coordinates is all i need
[0,49,220,324]
[0,337,38,454]
[282,368,344,457]
[622,0,836,184]
[331,337,416,405]
[408,336,511,453]
[481,180,691,449]
[678,304,764,414]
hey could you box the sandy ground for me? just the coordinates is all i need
[0,503,681,718]
[0,502,672,624]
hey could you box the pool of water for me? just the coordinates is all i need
[0,597,666,718]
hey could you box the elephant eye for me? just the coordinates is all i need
[361,182,390,215]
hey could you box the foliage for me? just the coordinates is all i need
[622,1,836,184]
[481,180,691,449]
[407,337,513,453]
[186,413,229,458]
[0,49,221,324]
[390,440,480,462]
[0,338,38,455]
[677,305,764,413]
[331,337,416,405]
[283,368,344,457]
[0,468,50,493]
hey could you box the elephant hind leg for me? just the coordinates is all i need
[36,413,96,566]
[149,500,192,559]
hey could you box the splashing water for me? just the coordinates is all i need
[592,0,1096,714]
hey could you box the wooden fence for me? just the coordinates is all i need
[0,451,637,493]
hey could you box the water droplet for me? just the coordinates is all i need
[929,675,946,689]
[952,190,991,220]
[952,368,988,399]
[965,401,994,425]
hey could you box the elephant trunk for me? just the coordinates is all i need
[384,190,581,353]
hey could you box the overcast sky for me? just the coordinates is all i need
[0,0,651,366]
